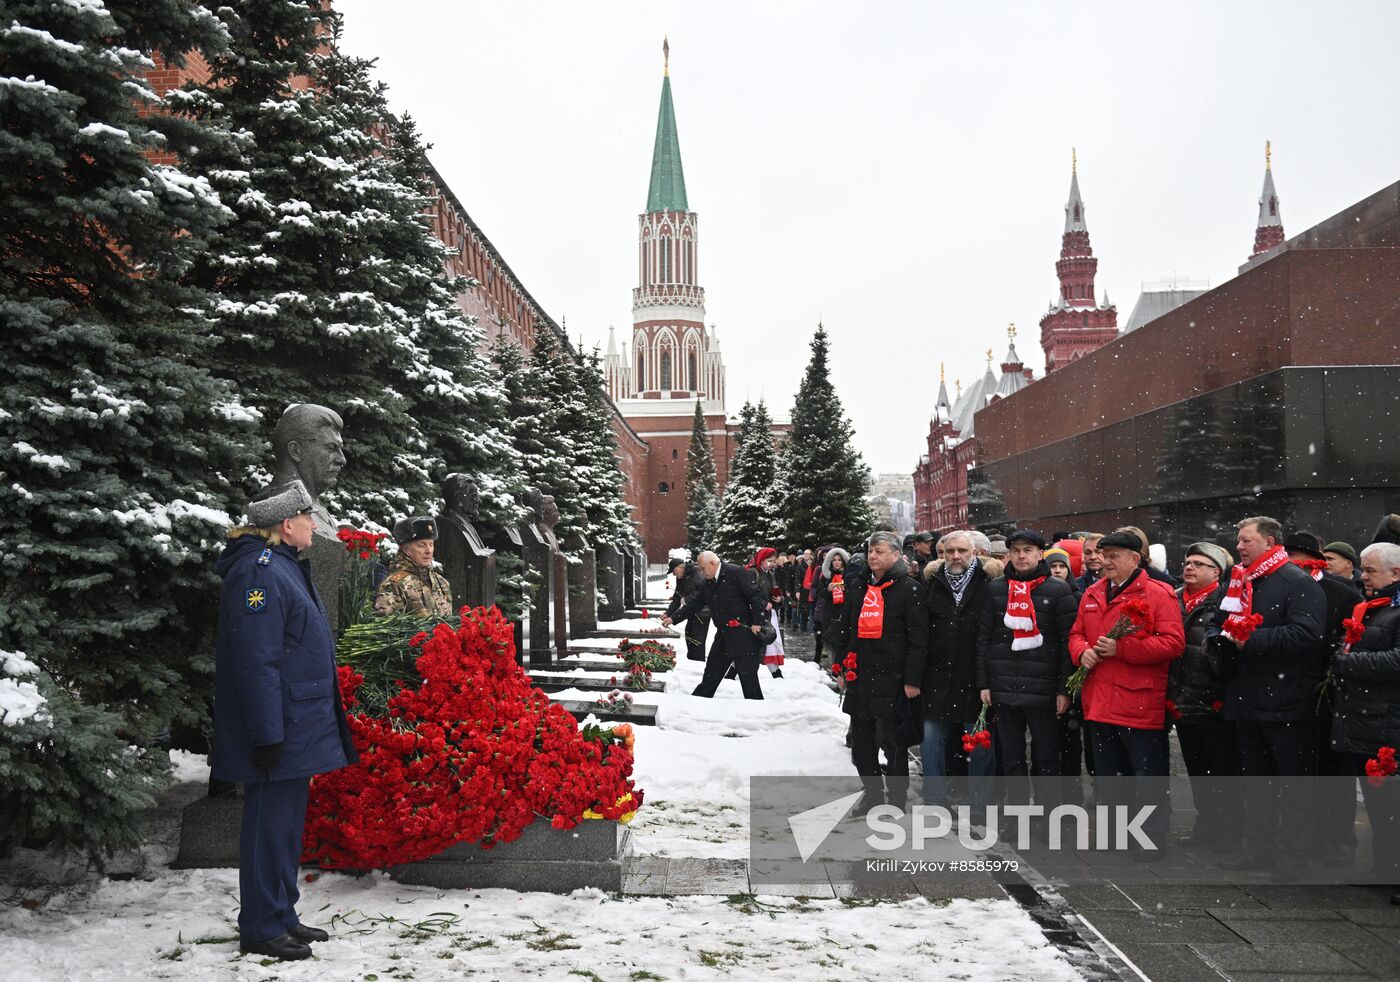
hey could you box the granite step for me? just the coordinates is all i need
[552,699,658,726]
[529,672,664,694]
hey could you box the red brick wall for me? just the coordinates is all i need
[976,248,1400,464]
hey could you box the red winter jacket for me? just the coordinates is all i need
[1069,571,1185,730]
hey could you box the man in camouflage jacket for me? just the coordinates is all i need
[374,516,454,619]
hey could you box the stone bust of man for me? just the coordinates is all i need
[269,404,345,538]
[441,473,488,554]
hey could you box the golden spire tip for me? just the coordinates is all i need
[1072,147,1077,176]
[663,36,670,76]
[1008,322,1017,340]
[1265,139,1272,171]
[940,361,945,382]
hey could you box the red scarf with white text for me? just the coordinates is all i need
[1292,557,1327,582]
[857,579,892,638]
[1004,575,1047,651]
[1182,586,1215,615]
[831,573,845,605]
[1220,545,1289,643]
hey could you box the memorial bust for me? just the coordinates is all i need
[269,404,345,538]
[440,473,490,554]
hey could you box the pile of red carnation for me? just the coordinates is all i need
[302,606,642,870]
[336,527,388,560]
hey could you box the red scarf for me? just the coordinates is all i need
[1343,596,1392,653]
[1182,586,1215,614]
[831,573,845,605]
[1004,575,1046,651]
[1292,557,1328,582]
[857,579,893,638]
[1220,545,1289,643]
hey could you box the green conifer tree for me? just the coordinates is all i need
[684,400,720,555]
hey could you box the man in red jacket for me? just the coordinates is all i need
[1069,530,1186,858]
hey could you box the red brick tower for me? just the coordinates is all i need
[1251,141,1286,259]
[1039,150,1118,372]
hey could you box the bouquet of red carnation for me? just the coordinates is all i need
[831,651,858,685]
[1065,598,1153,697]
[1366,746,1398,788]
[619,638,675,673]
[961,704,992,753]
[304,606,643,870]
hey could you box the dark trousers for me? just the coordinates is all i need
[1236,718,1319,862]
[994,704,1061,810]
[239,776,311,942]
[692,633,763,700]
[1354,754,1400,881]
[851,714,908,800]
[682,612,711,661]
[1316,705,1358,854]
[1088,721,1170,841]
[1175,716,1241,843]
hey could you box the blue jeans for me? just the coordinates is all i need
[921,718,994,805]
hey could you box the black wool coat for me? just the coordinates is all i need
[671,562,766,660]
[1208,562,1328,723]
[921,561,992,725]
[975,561,1078,708]
[1332,586,1400,756]
[840,560,928,720]
[1167,583,1231,715]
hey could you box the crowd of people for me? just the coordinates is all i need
[665,515,1400,893]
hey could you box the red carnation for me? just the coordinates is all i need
[1211,699,1224,713]
[727,619,740,628]
[845,671,857,682]
[410,631,429,648]
[1165,699,1181,721]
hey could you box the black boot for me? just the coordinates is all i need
[239,933,312,961]
[288,923,329,943]
[852,788,885,818]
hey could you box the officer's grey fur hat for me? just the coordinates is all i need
[247,480,316,527]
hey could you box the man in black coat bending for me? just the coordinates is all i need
[842,531,928,814]
[662,551,767,699]
[666,557,711,662]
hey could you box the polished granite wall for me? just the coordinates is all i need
[977,366,1400,556]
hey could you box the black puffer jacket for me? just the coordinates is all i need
[1167,584,1230,715]
[1332,585,1400,756]
[841,559,928,720]
[975,561,1078,708]
[1316,570,1363,645]
[665,563,707,620]
[922,560,992,725]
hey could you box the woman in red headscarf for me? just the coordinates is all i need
[747,547,786,677]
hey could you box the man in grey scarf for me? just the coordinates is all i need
[920,531,996,807]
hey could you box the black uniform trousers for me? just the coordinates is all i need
[692,631,763,700]
[1175,715,1241,844]
[851,714,908,800]
[239,776,312,942]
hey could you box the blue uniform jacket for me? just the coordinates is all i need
[210,535,358,783]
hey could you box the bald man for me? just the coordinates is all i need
[663,552,768,699]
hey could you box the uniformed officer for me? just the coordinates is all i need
[374,515,454,619]
[212,480,357,961]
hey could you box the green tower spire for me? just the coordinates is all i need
[646,38,688,213]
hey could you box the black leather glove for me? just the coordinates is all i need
[251,742,283,772]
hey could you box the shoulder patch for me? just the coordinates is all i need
[256,548,272,566]
[385,570,410,585]
[245,587,268,612]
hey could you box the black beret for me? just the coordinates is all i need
[393,516,439,546]
[1097,530,1144,553]
[1005,528,1047,550]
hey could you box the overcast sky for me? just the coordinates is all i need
[336,0,1400,474]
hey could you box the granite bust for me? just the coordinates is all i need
[269,403,346,538]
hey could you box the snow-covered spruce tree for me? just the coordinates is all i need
[684,399,720,554]
[0,0,256,850]
[569,348,636,549]
[780,325,875,548]
[183,5,513,525]
[714,401,783,561]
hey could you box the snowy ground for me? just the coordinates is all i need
[0,870,1079,981]
[0,588,1084,980]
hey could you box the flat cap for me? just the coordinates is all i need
[1098,530,1144,553]
[1005,528,1047,550]
[247,480,315,527]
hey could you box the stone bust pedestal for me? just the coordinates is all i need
[520,492,557,668]
[567,534,598,636]
[435,474,497,612]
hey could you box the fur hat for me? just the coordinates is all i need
[393,516,439,546]
[246,480,315,527]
